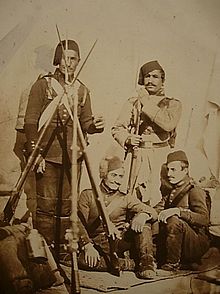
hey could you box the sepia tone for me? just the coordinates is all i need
[0,0,220,293]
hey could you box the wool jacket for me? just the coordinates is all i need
[154,175,210,229]
[24,69,102,164]
[78,181,158,246]
[112,90,182,148]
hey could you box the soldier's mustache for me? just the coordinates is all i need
[114,181,121,185]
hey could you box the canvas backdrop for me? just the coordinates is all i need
[0,0,220,191]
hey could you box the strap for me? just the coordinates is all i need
[169,181,194,208]
[38,78,81,131]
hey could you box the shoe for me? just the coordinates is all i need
[136,254,156,280]
[136,268,156,279]
[161,262,180,271]
[52,269,65,286]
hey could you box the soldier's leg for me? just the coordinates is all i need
[35,162,61,245]
[182,224,210,264]
[133,224,156,279]
[161,216,210,270]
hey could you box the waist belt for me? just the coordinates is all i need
[140,141,168,149]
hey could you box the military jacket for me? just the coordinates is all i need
[24,69,101,164]
[112,91,182,148]
[155,176,210,228]
[78,182,158,246]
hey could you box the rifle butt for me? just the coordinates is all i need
[71,251,81,294]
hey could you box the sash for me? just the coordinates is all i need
[38,78,81,131]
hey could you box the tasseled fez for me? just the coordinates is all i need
[166,150,189,165]
[53,39,80,66]
[138,60,165,85]
[99,156,124,179]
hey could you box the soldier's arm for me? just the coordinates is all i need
[24,79,47,152]
[142,99,182,132]
[127,194,158,222]
[78,190,94,247]
[179,187,209,227]
[154,196,166,214]
[79,88,104,134]
[111,99,135,147]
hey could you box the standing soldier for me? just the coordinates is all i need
[112,60,182,206]
[24,39,105,258]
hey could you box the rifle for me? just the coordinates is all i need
[3,32,96,227]
[126,97,142,195]
[54,26,99,294]
[3,129,56,224]
[76,118,121,276]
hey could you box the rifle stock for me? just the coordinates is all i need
[127,98,142,194]
[3,35,97,225]
[3,150,42,223]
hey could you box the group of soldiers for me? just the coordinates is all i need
[1,38,212,291]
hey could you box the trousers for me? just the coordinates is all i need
[78,224,154,272]
[35,161,82,253]
[160,216,210,264]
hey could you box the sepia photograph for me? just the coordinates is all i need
[0,0,220,293]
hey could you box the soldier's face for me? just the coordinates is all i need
[59,49,79,77]
[104,168,125,191]
[167,161,188,184]
[144,70,163,95]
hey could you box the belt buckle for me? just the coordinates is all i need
[145,141,153,148]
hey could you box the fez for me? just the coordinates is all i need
[138,60,165,85]
[166,150,189,164]
[53,39,80,66]
[99,156,124,179]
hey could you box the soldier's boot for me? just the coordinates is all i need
[134,225,156,280]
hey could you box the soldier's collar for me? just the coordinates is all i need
[175,175,192,188]
[100,180,118,195]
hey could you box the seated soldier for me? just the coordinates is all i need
[155,150,210,271]
[77,155,158,279]
[0,223,65,294]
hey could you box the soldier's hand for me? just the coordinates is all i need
[93,115,105,129]
[108,221,121,240]
[125,134,142,147]
[131,213,152,232]
[84,242,100,267]
[158,208,180,223]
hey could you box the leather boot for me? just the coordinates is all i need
[134,225,156,279]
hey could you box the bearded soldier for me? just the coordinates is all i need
[24,39,105,257]
[112,60,182,206]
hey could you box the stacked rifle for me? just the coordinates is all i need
[2,27,120,294]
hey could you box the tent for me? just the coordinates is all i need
[0,0,220,191]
